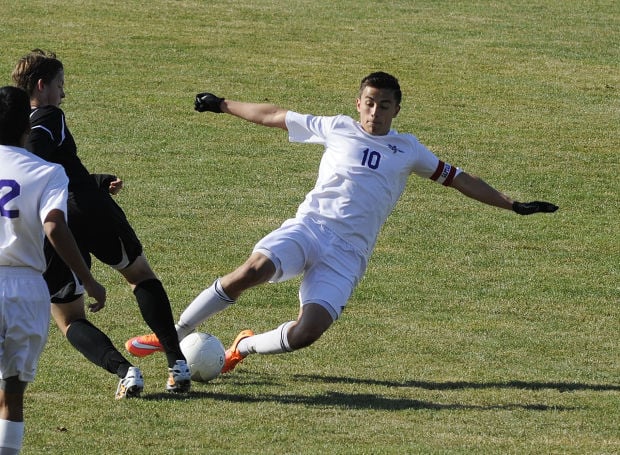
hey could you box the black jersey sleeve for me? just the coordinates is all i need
[27,106,65,161]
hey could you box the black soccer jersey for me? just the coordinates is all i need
[25,105,143,301]
[27,106,95,192]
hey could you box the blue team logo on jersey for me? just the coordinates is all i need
[387,144,405,154]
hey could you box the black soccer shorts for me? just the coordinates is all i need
[44,190,143,303]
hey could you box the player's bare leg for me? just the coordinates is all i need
[219,252,277,299]
[0,377,26,453]
[286,303,333,350]
[223,303,333,372]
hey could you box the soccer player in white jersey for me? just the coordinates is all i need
[0,86,105,454]
[126,72,558,373]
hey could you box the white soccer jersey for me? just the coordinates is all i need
[0,145,69,272]
[286,112,460,255]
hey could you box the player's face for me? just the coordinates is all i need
[38,70,65,107]
[356,86,400,136]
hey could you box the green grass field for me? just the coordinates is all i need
[1,0,618,453]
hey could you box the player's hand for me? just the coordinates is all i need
[108,178,123,195]
[83,279,106,312]
[195,92,224,113]
[512,201,559,215]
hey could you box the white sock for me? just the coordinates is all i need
[0,419,24,454]
[238,321,294,356]
[176,279,233,340]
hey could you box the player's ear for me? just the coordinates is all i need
[36,79,46,93]
[356,97,362,113]
[393,104,400,118]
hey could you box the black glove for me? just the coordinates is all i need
[195,92,224,113]
[512,201,559,215]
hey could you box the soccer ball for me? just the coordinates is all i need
[180,332,225,382]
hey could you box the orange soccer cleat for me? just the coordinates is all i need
[125,333,164,357]
[221,330,254,373]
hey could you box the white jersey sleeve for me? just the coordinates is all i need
[0,145,69,272]
[38,174,68,225]
[286,111,337,145]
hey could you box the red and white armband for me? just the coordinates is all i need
[430,160,461,186]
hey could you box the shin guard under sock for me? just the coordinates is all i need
[240,321,295,355]
[133,278,185,367]
[66,318,132,378]
[176,279,233,336]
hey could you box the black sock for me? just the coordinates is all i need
[133,278,185,368]
[66,318,132,378]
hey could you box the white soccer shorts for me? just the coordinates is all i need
[0,267,51,383]
[253,217,368,320]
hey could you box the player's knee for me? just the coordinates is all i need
[121,256,157,287]
[51,300,86,335]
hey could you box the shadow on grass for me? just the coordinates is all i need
[140,372,608,410]
[143,390,575,411]
[292,375,620,393]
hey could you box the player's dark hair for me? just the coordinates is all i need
[360,72,402,104]
[0,86,31,146]
[11,49,63,97]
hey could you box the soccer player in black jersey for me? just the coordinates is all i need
[12,49,190,397]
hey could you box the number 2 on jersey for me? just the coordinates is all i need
[361,148,381,169]
[0,180,20,218]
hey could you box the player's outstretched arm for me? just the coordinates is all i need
[450,172,558,215]
[195,92,288,130]
[43,209,107,309]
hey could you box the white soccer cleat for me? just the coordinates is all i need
[115,366,144,399]
[166,360,191,394]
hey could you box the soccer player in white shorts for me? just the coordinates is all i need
[253,217,368,322]
[126,72,558,374]
[0,86,105,454]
